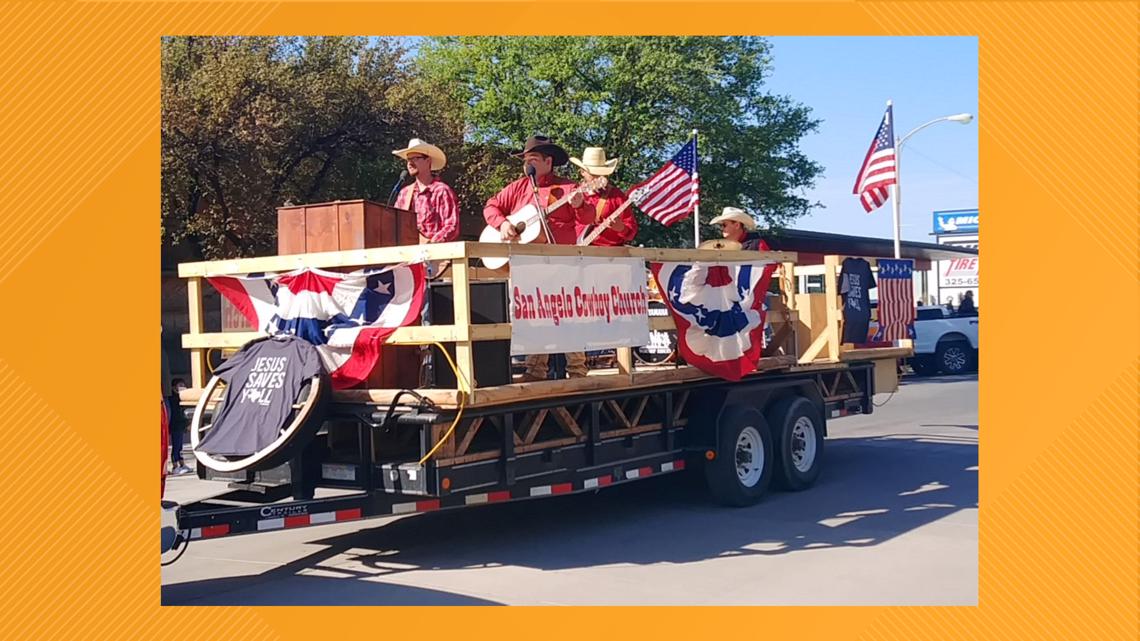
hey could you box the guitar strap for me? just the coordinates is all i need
[594,196,609,222]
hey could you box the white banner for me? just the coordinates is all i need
[509,256,650,355]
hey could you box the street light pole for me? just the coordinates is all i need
[889,109,973,259]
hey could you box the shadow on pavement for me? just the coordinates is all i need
[901,373,978,386]
[163,431,976,605]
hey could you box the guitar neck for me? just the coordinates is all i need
[542,184,588,213]
[579,198,635,246]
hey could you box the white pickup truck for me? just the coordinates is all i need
[908,306,979,375]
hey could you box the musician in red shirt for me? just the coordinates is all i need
[392,138,459,243]
[571,147,638,246]
[484,136,594,381]
[483,136,594,245]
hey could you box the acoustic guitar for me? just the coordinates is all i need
[479,176,608,269]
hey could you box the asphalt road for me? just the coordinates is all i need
[162,374,978,605]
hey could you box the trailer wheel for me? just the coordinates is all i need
[766,396,824,491]
[704,405,773,506]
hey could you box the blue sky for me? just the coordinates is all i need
[765,37,978,241]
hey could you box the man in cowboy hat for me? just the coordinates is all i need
[484,136,594,381]
[571,147,638,247]
[709,206,771,251]
[392,138,459,243]
[483,135,594,245]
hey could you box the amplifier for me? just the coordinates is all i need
[427,282,512,388]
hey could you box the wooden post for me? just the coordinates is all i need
[616,347,634,382]
[450,257,476,404]
[824,255,841,362]
[187,277,207,388]
[781,262,797,312]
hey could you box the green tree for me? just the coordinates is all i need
[418,36,823,247]
[161,36,464,259]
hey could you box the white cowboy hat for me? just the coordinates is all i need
[570,147,620,176]
[709,206,757,231]
[392,138,447,171]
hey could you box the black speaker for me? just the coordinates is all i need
[427,282,512,388]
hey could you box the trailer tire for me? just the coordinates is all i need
[766,396,824,491]
[704,405,774,506]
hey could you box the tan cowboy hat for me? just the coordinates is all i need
[570,147,621,176]
[392,138,447,171]
[709,206,757,231]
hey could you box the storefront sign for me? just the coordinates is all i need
[509,256,650,355]
[940,256,979,288]
[933,209,979,235]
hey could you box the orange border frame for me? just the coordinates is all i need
[0,2,1135,638]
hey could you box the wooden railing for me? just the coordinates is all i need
[178,242,910,405]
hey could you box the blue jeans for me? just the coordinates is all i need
[167,397,186,464]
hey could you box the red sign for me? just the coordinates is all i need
[941,257,979,288]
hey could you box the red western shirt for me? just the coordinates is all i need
[395,179,460,243]
[483,174,593,245]
[579,185,638,246]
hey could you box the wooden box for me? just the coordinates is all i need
[277,200,421,389]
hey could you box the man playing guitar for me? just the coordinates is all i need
[571,147,638,247]
[483,136,594,381]
[483,135,594,244]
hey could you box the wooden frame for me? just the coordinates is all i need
[178,243,909,409]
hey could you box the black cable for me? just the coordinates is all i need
[380,389,437,429]
[160,532,191,566]
[872,391,896,407]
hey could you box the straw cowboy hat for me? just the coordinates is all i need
[570,147,621,176]
[392,138,447,171]
[709,206,757,231]
[511,135,569,167]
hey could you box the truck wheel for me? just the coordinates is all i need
[704,405,774,506]
[766,396,825,491]
[936,341,974,375]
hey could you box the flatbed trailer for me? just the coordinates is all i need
[164,242,909,554]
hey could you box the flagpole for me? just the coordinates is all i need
[691,129,700,248]
[888,100,902,259]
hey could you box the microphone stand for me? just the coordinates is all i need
[525,165,555,243]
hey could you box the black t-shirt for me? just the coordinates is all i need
[839,258,876,343]
[198,336,323,457]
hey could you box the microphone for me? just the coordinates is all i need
[525,163,538,186]
[387,170,409,206]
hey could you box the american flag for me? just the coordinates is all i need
[872,259,916,341]
[853,105,897,213]
[628,137,700,226]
